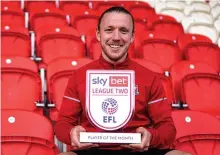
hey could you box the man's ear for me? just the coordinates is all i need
[130,32,135,43]
[96,28,100,42]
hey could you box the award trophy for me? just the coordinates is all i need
[79,70,141,144]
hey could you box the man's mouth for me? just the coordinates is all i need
[109,44,123,49]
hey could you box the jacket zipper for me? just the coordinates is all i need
[112,64,116,69]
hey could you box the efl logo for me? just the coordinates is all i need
[109,76,128,87]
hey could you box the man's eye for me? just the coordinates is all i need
[121,29,129,34]
[105,29,112,32]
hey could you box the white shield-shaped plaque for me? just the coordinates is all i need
[86,70,135,131]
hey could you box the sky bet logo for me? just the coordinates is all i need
[92,76,128,87]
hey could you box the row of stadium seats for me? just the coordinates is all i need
[1,0,220,45]
[2,23,220,71]
[152,0,220,44]
[2,109,60,155]
[2,109,220,154]
[2,56,220,121]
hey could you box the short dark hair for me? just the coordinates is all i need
[97,6,135,33]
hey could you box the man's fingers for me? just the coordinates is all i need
[122,127,151,151]
[122,143,145,150]
[121,144,132,149]
[136,127,146,134]
[72,130,81,147]
[129,143,145,150]
[121,144,149,152]
[143,146,149,151]
[78,142,93,148]
[71,126,86,147]
[77,143,99,150]
[70,126,100,150]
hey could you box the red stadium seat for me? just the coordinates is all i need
[170,61,217,105]
[94,1,124,14]
[183,42,220,72]
[180,73,220,117]
[134,19,148,36]
[26,1,57,11]
[177,33,212,51]
[1,109,60,155]
[29,6,68,31]
[85,29,101,59]
[60,1,90,15]
[1,23,31,57]
[1,57,43,114]
[151,20,184,41]
[140,31,182,70]
[36,26,85,65]
[72,10,99,36]
[129,5,156,22]
[1,1,24,26]
[47,58,93,121]
[148,14,177,28]
[172,110,220,155]
[125,1,152,10]
[132,59,174,103]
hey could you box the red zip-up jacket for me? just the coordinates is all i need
[54,55,176,149]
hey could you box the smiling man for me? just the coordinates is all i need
[55,7,191,155]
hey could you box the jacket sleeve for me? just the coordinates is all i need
[145,75,176,148]
[54,71,82,145]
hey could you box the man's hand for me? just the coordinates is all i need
[70,125,99,150]
[121,127,152,152]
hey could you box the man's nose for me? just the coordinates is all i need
[112,30,120,40]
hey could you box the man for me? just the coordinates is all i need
[55,6,191,155]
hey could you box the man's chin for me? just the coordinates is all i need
[108,54,127,62]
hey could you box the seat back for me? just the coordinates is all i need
[129,6,156,22]
[95,2,124,14]
[189,11,214,24]
[140,33,182,70]
[47,58,93,121]
[30,7,68,31]
[1,23,30,57]
[155,2,185,22]
[184,3,211,15]
[36,26,85,65]
[1,57,42,114]
[86,30,101,60]
[134,19,148,36]
[2,109,60,155]
[1,1,24,26]
[214,19,220,33]
[181,73,220,116]
[211,4,220,20]
[177,33,212,51]
[187,23,218,43]
[148,14,177,28]
[73,12,99,36]
[183,42,220,72]
[152,21,184,41]
[172,110,220,155]
[27,1,57,11]
[60,1,89,15]
[170,61,217,102]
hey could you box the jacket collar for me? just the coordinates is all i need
[99,54,130,69]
